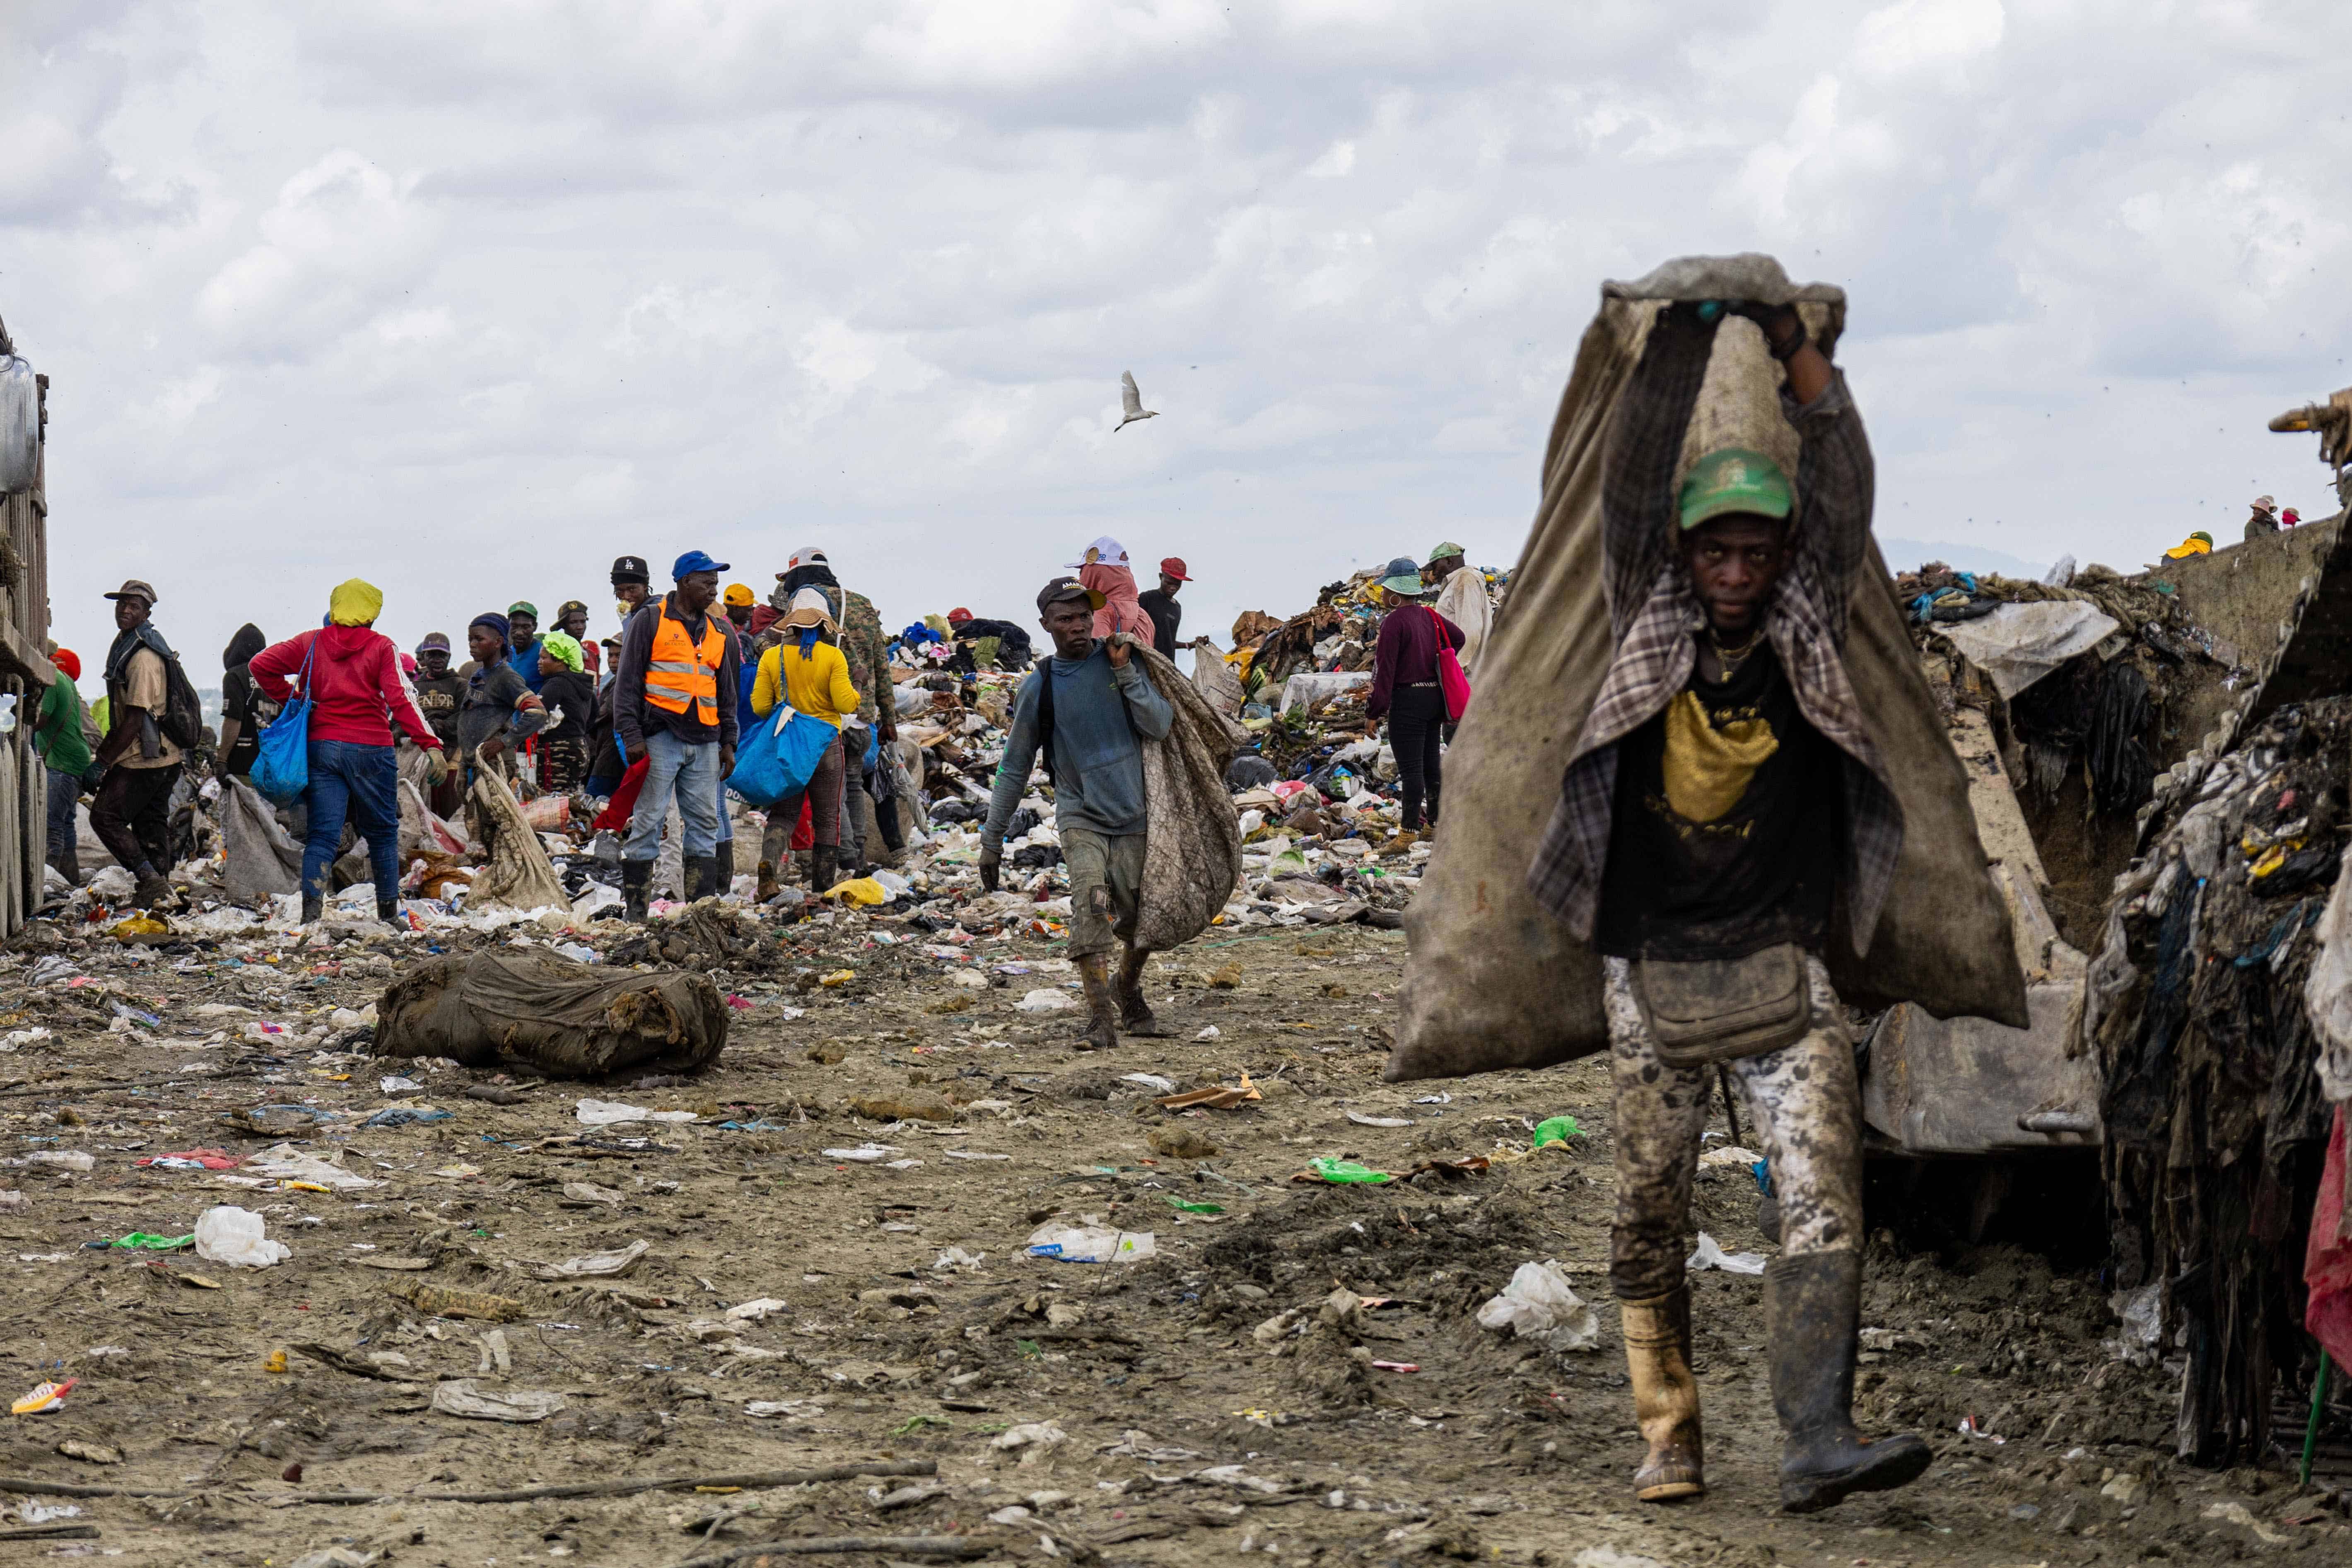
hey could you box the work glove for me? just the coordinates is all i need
[978,844,1002,894]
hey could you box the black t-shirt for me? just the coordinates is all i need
[1595,641,1840,963]
[539,670,596,744]
[220,666,265,778]
[412,673,465,746]
[1137,589,1182,659]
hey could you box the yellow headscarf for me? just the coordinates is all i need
[328,578,384,626]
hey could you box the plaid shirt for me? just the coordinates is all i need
[1527,310,1903,955]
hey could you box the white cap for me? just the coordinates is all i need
[1065,536,1129,569]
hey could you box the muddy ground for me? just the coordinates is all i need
[0,906,2343,1567]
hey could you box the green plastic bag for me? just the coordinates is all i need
[1308,1157,1393,1185]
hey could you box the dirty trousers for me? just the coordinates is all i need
[1062,827,1146,960]
[1604,954,1864,1300]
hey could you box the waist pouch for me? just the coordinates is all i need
[1632,942,1811,1069]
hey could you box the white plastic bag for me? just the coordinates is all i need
[1026,1217,1155,1263]
[0,356,38,496]
[1015,989,1077,1013]
[1475,1259,1601,1351]
[1687,1230,1767,1275]
[194,1206,290,1268]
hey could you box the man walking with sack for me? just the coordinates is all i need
[1528,299,1930,1512]
[979,577,1174,1050]
[613,551,740,919]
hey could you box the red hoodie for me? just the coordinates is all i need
[249,625,436,748]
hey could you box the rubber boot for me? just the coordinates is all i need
[299,891,323,925]
[1621,1286,1705,1502]
[1768,1252,1931,1513]
[1116,945,1169,1037]
[809,845,838,901]
[621,859,651,923]
[1076,954,1119,1052]
[756,859,781,903]
[377,895,401,924]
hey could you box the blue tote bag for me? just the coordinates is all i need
[726,703,837,808]
[248,639,315,807]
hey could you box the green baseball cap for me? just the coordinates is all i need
[1426,540,1466,564]
[507,600,540,620]
[1677,447,1792,532]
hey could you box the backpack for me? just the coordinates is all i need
[157,651,205,751]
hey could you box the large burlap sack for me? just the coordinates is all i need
[1387,254,2027,1083]
[376,949,726,1077]
[466,767,571,912]
[221,777,303,899]
[1128,638,1247,953]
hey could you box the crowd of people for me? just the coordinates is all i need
[26,539,1228,926]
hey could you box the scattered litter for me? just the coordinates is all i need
[429,1380,566,1422]
[533,1239,650,1279]
[575,1098,696,1127]
[193,1206,290,1269]
[941,1149,1010,1162]
[823,1144,902,1163]
[1194,1025,1221,1041]
[1026,1218,1156,1263]
[1531,1115,1584,1149]
[1156,1076,1260,1111]
[1687,1231,1767,1275]
[725,1297,791,1321]
[10,1379,75,1415]
[990,1421,1069,1464]
[1016,989,1078,1013]
[135,1149,240,1171]
[1345,1111,1413,1128]
[1300,1157,1393,1185]
[746,1398,829,1420]
[1120,1073,1177,1093]
[1475,1260,1601,1352]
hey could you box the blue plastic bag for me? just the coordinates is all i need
[726,704,837,808]
[249,639,314,807]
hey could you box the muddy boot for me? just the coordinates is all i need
[299,891,323,925]
[1116,945,1169,1037]
[683,856,714,903]
[1769,1252,1930,1513]
[809,846,838,900]
[621,859,651,923]
[1076,954,1119,1052]
[756,859,781,902]
[1621,1285,1705,1502]
[377,895,401,924]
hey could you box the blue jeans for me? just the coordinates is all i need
[623,728,721,861]
[302,740,400,906]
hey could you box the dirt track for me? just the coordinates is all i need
[0,911,2339,1566]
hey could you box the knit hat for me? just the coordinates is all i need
[329,579,384,627]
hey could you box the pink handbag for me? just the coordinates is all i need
[1429,607,1471,723]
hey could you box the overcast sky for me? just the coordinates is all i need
[6,0,2350,684]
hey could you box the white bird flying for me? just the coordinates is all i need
[1116,370,1158,432]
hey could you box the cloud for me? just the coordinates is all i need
[4,0,2351,680]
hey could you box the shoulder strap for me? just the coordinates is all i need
[1426,605,1451,652]
[1034,664,1058,788]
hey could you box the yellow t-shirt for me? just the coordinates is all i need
[752,641,860,729]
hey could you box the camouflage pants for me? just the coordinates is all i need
[1604,954,1863,1300]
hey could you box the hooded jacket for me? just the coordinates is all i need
[248,624,435,748]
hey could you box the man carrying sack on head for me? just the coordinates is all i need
[1526,296,1930,1513]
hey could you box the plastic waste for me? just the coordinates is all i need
[88,1232,194,1251]
[194,1206,291,1268]
[826,876,888,905]
[8,1151,94,1172]
[1016,989,1078,1013]
[533,1239,649,1280]
[429,1380,567,1422]
[1475,1260,1602,1351]
[1305,1157,1392,1184]
[575,1098,695,1127]
[1025,1217,1156,1263]
[823,1143,902,1163]
[10,1378,75,1415]
[1532,1115,1584,1150]
[362,1106,452,1128]
[1686,1230,1767,1275]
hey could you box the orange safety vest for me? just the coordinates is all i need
[644,597,729,726]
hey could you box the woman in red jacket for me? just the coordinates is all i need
[248,579,437,925]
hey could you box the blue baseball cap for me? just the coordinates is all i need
[673,550,731,581]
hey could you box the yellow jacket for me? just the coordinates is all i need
[753,640,860,728]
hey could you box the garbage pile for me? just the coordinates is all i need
[2077,695,2347,1464]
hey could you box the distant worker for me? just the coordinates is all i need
[944,608,1035,671]
[615,551,740,918]
[2245,494,2281,540]
[506,602,547,693]
[980,576,1175,1052]
[2164,531,2215,560]
[35,648,95,886]
[91,579,187,911]
[1136,557,1191,659]
[2283,507,2302,528]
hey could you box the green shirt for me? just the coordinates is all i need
[36,676,90,777]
